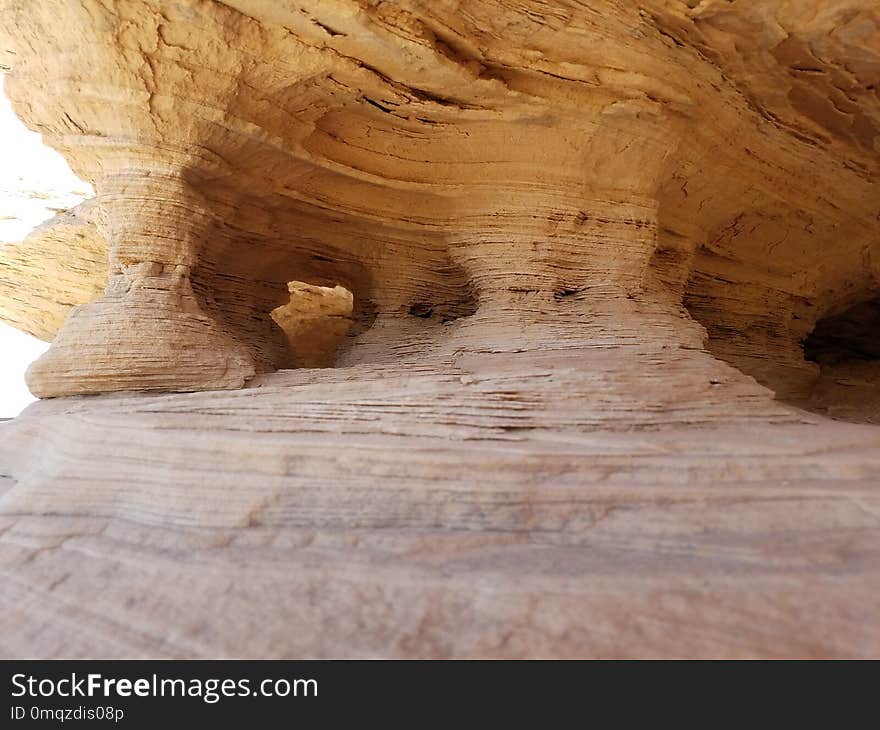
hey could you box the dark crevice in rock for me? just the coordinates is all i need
[803,300,880,365]
[793,299,880,424]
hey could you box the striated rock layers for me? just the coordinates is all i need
[0,0,879,657]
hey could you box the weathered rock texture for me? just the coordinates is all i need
[0,0,879,657]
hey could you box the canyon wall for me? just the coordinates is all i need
[0,0,878,657]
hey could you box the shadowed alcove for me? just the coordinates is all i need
[797,298,880,424]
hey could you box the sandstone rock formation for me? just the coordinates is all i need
[0,0,879,657]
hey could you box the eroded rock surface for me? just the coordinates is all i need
[0,0,878,657]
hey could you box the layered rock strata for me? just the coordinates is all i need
[0,0,878,657]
